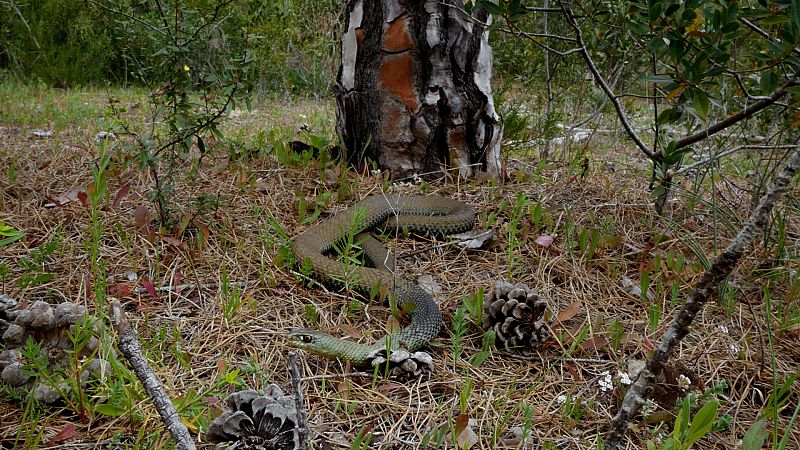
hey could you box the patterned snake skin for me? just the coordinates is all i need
[287,195,474,365]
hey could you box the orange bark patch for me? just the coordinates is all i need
[378,53,418,112]
[355,28,364,50]
[383,17,413,52]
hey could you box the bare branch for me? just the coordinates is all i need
[674,69,800,150]
[88,0,169,37]
[739,17,800,57]
[557,1,655,160]
[497,28,576,42]
[676,144,798,176]
[288,352,309,449]
[606,146,800,449]
[111,300,196,450]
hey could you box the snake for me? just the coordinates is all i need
[287,194,475,365]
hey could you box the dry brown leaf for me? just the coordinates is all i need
[556,300,582,323]
[338,323,362,339]
[386,315,401,333]
[579,335,608,353]
[454,414,479,449]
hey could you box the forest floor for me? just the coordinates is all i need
[0,82,798,449]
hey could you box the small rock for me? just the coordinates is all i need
[55,302,87,327]
[33,383,62,403]
[0,349,21,368]
[3,323,26,345]
[2,362,30,386]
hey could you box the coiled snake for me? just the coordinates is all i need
[287,195,474,365]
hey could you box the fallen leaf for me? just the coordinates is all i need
[386,316,401,333]
[48,423,77,444]
[376,381,405,394]
[112,184,131,208]
[452,229,495,249]
[555,300,582,323]
[535,234,554,248]
[161,236,187,251]
[133,205,150,228]
[417,274,442,294]
[77,191,89,208]
[454,414,479,449]
[579,335,608,353]
[141,280,158,300]
[620,276,655,300]
[338,324,362,339]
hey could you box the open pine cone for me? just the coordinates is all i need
[0,297,108,403]
[205,386,300,450]
[481,281,549,354]
[367,348,434,379]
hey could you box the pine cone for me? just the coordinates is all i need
[206,386,300,450]
[0,297,108,403]
[367,348,434,379]
[481,281,549,353]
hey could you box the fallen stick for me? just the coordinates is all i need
[605,146,800,449]
[111,299,196,450]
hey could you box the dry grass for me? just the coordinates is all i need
[0,85,798,450]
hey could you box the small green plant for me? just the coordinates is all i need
[221,265,245,322]
[459,378,474,415]
[647,399,719,450]
[450,305,468,365]
[330,205,368,291]
[0,219,24,246]
[505,192,530,277]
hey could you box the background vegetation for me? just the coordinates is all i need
[1,0,799,449]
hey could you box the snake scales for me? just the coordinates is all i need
[287,195,475,365]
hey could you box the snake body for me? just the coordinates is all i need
[288,195,474,365]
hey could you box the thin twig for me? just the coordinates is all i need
[557,0,655,159]
[674,69,800,150]
[133,280,256,294]
[300,371,372,381]
[605,145,800,449]
[675,144,798,176]
[111,300,196,450]
[288,352,309,449]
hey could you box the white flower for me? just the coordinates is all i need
[642,399,657,415]
[729,343,740,353]
[618,371,632,385]
[556,395,567,404]
[598,371,613,392]
[678,374,691,389]
[412,173,423,184]
[719,325,729,334]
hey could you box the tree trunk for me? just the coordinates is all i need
[335,0,503,180]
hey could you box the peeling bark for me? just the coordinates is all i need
[605,146,800,450]
[336,0,503,179]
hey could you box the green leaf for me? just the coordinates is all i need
[470,351,491,366]
[685,400,719,447]
[691,89,710,118]
[761,14,790,25]
[645,74,673,84]
[95,404,127,417]
[478,0,503,15]
[741,418,768,450]
[794,0,800,31]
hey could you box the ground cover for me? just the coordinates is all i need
[0,83,798,449]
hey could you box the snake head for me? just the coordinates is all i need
[287,328,325,350]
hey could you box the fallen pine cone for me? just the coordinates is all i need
[367,347,434,379]
[481,280,550,354]
[205,386,300,450]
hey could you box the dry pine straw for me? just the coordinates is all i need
[0,122,798,449]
